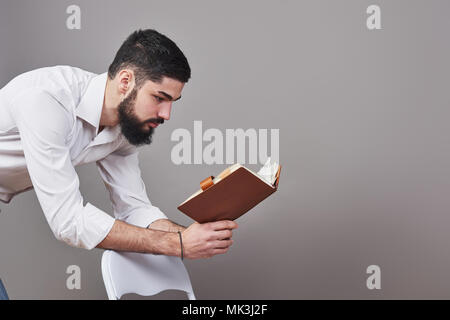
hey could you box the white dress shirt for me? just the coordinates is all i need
[0,65,167,249]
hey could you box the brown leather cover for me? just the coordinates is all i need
[178,165,281,223]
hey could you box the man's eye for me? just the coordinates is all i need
[154,95,164,102]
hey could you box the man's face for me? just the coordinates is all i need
[118,76,184,146]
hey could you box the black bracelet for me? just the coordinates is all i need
[177,231,184,260]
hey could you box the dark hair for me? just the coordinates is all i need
[108,29,191,87]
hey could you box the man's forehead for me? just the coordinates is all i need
[144,76,184,89]
[143,76,184,99]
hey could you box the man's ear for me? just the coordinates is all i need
[117,69,135,96]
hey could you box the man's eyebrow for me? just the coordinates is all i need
[158,91,181,101]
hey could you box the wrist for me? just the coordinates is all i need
[142,228,181,257]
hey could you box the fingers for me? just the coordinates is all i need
[203,240,232,258]
[213,229,233,240]
[212,239,233,249]
[185,221,237,259]
[212,248,229,255]
[209,220,238,231]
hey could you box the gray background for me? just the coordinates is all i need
[1,0,450,299]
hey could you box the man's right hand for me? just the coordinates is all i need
[181,220,238,259]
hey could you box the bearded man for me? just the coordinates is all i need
[0,29,237,260]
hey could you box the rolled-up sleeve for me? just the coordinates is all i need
[96,142,168,228]
[10,88,115,249]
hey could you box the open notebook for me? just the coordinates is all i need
[178,158,281,223]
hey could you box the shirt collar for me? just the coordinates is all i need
[75,72,123,145]
[76,72,107,135]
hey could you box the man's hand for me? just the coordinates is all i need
[181,220,238,259]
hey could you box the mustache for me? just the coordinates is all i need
[145,117,165,125]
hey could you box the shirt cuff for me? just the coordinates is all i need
[60,202,116,250]
[123,206,168,228]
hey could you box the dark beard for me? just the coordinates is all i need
[118,88,161,147]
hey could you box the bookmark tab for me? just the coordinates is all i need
[200,176,215,191]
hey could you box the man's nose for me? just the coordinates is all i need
[158,101,172,121]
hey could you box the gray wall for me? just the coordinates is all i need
[1,0,450,299]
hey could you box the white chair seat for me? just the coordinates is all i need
[101,250,196,300]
